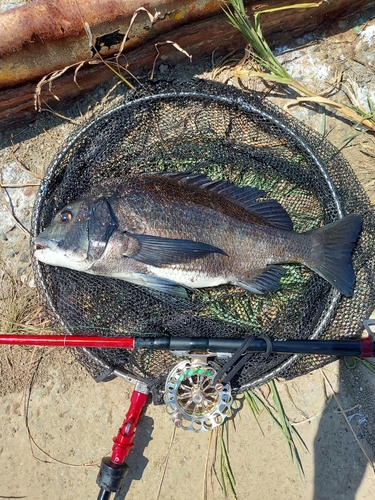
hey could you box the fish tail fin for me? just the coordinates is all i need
[306,214,362,296]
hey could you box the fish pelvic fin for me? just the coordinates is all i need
[306,214,362,296]
[132,273,190,298]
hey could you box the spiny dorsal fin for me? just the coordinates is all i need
[160,172,293,231]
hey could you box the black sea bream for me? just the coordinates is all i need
[34,173,362,297]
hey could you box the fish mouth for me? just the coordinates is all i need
[34,236,59,252]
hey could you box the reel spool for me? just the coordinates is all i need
[164,357,233,432]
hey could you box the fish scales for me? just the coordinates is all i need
[34,173,362,297]
[92,176,305,278]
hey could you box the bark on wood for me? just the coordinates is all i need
[0,0,369,131]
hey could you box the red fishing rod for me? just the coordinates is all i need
[0,328,374,357]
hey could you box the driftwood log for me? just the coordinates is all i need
[0,0,370,130]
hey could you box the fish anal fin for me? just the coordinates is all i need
[123,232,227,267]
[233,265,285,294]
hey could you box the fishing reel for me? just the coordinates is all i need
[164,356,233,432]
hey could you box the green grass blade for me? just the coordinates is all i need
[225,0,375,132]
[344,356,375,374]
[269,380,306,477]
[320,111,327,138]
[217,423,237,499]
[245,389,283,430]
[235,69,295,85]
[254,1,322,19]
[245,384,307,478]
[224,0,309,84]
[244,390,265,436]
[369,97,375,114]
[358,358,375,374]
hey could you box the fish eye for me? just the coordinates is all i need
[59,211,73,224]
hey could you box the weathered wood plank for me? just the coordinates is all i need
[0,0,370,130]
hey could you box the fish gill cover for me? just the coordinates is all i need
[31,79,375,401]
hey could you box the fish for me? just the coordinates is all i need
[34,172,362,298]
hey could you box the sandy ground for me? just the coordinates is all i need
[1,349,375,500]
[1,5,375,500]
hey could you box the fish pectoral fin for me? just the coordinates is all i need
[233,265,285,294]
[123,232,227,267]
[132,273,190,298]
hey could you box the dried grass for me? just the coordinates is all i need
[0,265,52,396]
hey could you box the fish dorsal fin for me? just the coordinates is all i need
[161,172,293,231]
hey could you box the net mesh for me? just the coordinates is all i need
[31,80,375,400]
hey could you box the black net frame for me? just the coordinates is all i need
[31,80,375,399]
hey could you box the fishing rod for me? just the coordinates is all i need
[4,321,373,500]
[1,319,374,357]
